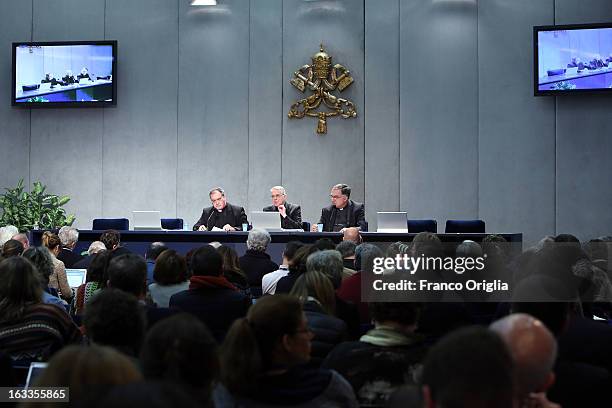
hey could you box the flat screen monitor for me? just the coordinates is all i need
[534,23,612,95]
[12,40,117,107]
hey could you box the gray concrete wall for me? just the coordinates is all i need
[0,0,611,245]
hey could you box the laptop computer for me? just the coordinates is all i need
[65,268,87,288]
[250,211,282,231]
[133,210,162,230]
[377,212,408,233]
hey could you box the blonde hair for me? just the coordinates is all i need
[290,269,336,315]
[42,231,61,251]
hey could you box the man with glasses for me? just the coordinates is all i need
[263,186,303,230]
[312,184,366,232]
[193,187,248,231]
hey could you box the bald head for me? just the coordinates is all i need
[490,313,557,399]
[342,227,362,244]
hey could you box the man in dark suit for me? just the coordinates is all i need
[193,187,248,231]
[313,184,367,232]
[262,185,303,230]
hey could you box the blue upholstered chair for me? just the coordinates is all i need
[445,219,485,234]
[407,219,437,233]
[92,218,129,231]
[161,218,184,230]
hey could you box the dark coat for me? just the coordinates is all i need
[239,250,279,288]
[57,247,84,269]
[169,287,250,342]
[303,301,347,367]
[193,203,248,231]
[318,200,367,232]
[262,202,303,229]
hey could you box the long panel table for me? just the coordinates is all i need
[31,230,522,265]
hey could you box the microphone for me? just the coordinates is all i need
[205,209,215,231]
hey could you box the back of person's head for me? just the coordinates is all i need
[291,269,336,315]
[370,302,420,327]
[88,240,107,255]
[220,295,306,396]
[107,253,147,297]
[342,227,362,244]
[314,238,336,251]
[58,226,79,247]
[87,250,111,287]
[153,249,188,285]
[385,241,410,258]
[490,313,557,400]
[246,229,271,252]
[191,245,223,277]
[421,326,514,408]
[217,245,242,274]
[146,242,168,261]
[288,245,313,275]
[411,232,443,258]
[336,240,357,258]
[11,232,30,250]
[283,241,304,264]
[456,240,483,258]
[2,239,24,257]
[22,246,54,286]
[42,231,61,252]
[141,314,218,400]
[100,230,121,251]
[84,288,145,356]
[355,243,384,272]
[0,257,42,322]
[306,249,343,288]
[30,344,142,405]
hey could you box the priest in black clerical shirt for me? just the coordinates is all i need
[262,185,303,230]
[193,187,248,232]
[313,183,367,232]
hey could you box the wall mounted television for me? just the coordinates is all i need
[534,23,612,96]
[12,40,117,107]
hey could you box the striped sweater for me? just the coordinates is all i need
[0,303,82,362]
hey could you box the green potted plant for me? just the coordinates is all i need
[0,179,76,232]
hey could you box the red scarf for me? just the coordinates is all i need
[189,275,237,291]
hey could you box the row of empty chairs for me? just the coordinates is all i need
[91,218,485,233]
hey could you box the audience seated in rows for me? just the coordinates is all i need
[262,241,304,295]
[71,250,111,316]
[170,245,250,342]
[42,231,72,301]
[215,295,358,407]
[145,241,168,286]
[148,249,189,308]
[239,229,279,297]
[22,246,69,312]
[324,302,427,407]
[57,226,84,268]
[217,245,252,299]
[0,257,82,363]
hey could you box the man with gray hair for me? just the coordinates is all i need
[57,226,84,267]
[263,185,303,230]
[73,241,106,269]
[490,313,560,407]
[239,229,279,296]
[306,250,344,289]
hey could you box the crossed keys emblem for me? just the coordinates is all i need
[288,44,357,134]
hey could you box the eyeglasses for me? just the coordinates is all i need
[211,197,224,203]
[329,195,344,199]
[271,194,284,199]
